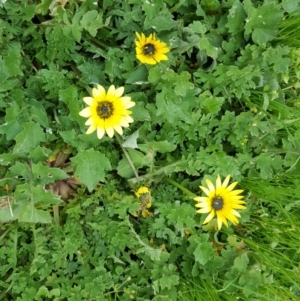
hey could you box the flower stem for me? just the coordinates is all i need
[164,176,197,198]
[115,134,139,181]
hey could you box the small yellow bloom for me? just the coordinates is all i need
[135,32,170,65]
[79,85,135,139]
[194,175,246,230]
[134,186,152,218]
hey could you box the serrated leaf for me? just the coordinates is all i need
[189,21,207,35]
[199,37,218,60]
[9,162,31,180]
[80,10,103,37]
[234,253,249,272]
[193,242,214,265]
[244,0,283,44]
[3,42,23,77]
[59,86,81,122]
[159,274,179,290]
[29,146,52,163]
[71,149,111,192]
[13,122,46,154]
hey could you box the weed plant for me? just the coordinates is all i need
[1,0,300,300]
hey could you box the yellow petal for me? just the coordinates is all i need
[86,124,96,134]
[113,124,123,135]
[97,128,105,139]
[83,97,94,106]
[106,126,114,138]
[79,107,92,117]
[203,210,215,224]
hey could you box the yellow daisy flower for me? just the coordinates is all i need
[79,85,135,139]
[194,175,246,230]
[135,32,170,65]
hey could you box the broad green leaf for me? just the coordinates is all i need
[117,149,151,179]
[122,130,139,149]
[31,186,63,207]
[19,203,52,223]
[0,153,18,166]
[29,99,49,128]
[226,0,246,35]
[9,162,31,180]
[126,65,148,84]
[31,162,69,185]
[13,121,46,154]
[71,149,111,192]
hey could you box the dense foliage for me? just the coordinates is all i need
[1,0,300,300]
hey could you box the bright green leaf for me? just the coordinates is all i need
[71,149,111,192]
[13,122,46,154]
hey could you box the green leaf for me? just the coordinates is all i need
[9,162,31,180]
[199,37,218,60]
[126,65,148,84]
[244,0,283,44]
[3,42,23,77]
[71,149,111,192]
[59,86,81,122]
[159,273,179,290]
[193,242,214,265]
[117,149,151,179]
[13,122,46,154]
[80,10,103,37]
[189,21,207,35]
[29,146,52,163]
[122,130,139,149]
[31,162,69,185]
[139,141,176,154]
[29,99,49,128]
[31,186,63,207]
[200,92,224,114]
[234,253,249,272]
[19,203,52,223]
[226,0,246,35]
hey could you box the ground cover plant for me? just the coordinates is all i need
[1,0,300,300]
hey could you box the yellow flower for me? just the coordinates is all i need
[194,175,246,230]
[133,186,153,218]
[135,186,152,209]
[135,32,170,65]
[79,85,135,139]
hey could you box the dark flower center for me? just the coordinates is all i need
[97,101,114,119]
[143,44,155,55]
[212,196,224,210]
